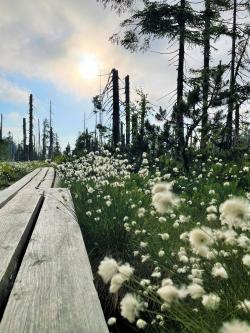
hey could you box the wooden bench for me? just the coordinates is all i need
[0,168,108,333]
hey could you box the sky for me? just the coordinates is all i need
[0,0,243,150]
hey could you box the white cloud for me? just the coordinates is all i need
[6,111,22,123]
[0,0,245,147]
[0,0,180,103]
[0,0,237,109]
[0,77,28,104]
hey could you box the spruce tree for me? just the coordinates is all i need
[200,0,229,149]
[98,0,202,154]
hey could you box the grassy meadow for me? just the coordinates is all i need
[0,161,47,189]
[58,150,250,333]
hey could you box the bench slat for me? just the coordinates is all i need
[0,168,41,208]
[0,189,108,333]
[0,191,43,312]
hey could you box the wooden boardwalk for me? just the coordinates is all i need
[0,167,108,333]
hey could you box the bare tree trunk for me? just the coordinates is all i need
[49,101,53,159]
[140,94,146,141]
[201,0,211,149]
[28,94,33,160]
[175,0,185,154]
[23,118,27,160]
[112,68,120,147]
[132,113,138,143]
[125,75,131,146]
[38,119,41,159]
[235,103,240,143]
[226,0,237,149]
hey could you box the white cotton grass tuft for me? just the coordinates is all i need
[202,293,220,310]
[136,319,147,329]
[211,263,228,279]
[207,213,217,222]
[219,320,250,333]
[152,192,179,214]
[157,285,180,304]
[98,257,119,283]
[109,263,134,293]
[219,197,250,228]
[187,283,205,299]
[152,182,174,195]
[107,317,116,326]
[152,182,180,214]
[206,205,217,213]
[120,293,143,323]
[238,299,250,314]
[189,228,214,257]
[242,254,250,268]
[118,263,134,277]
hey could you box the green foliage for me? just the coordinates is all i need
[0,161,47,189]
[60,152,250,332]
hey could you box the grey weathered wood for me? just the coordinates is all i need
[0,191,43,312]
[0,189,108,333]
[0,168,41,208]
[39,167,55,189]
[21,167,49,191]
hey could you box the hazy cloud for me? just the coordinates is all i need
[0,77,28,104]
[6,111,22,123]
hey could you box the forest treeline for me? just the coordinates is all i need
[75,0,250,169]
[1,0,250,168]
[0,94,62,161]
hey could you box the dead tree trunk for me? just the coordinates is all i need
[28,94,33,160]
[49,100,53,159]
[132,113,138,143]
[140,94,146,141]
[226,0,237,149]
[112,68,120,147]
[175,0,185,153]
[201,0,211,149]
[23,118,27,160]
[125,75,130,146]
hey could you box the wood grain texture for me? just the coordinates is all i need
[0,189,108,333]
[0,168,41,208]
[39,167,55,189]
[21,167,49,191]
[0,191,43,312]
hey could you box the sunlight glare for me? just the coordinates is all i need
[79,55,99,80]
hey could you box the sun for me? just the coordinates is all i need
[79,55,99,80]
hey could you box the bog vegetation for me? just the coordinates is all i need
[0,161,46,189]
[1,0,250,332]
[58,150,250,333]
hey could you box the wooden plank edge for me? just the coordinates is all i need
[0,194,44,320]
[0,168,42,209]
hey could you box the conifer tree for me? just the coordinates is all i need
[98,0,202,154]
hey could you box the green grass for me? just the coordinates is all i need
[60,153,250,333]
[0,161,48,189]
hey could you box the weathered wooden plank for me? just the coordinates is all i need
[39,167,55,189]
[0,191,43,313]
[21,167,49,191]
[0,189,108,333]
[0,168,41,208]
